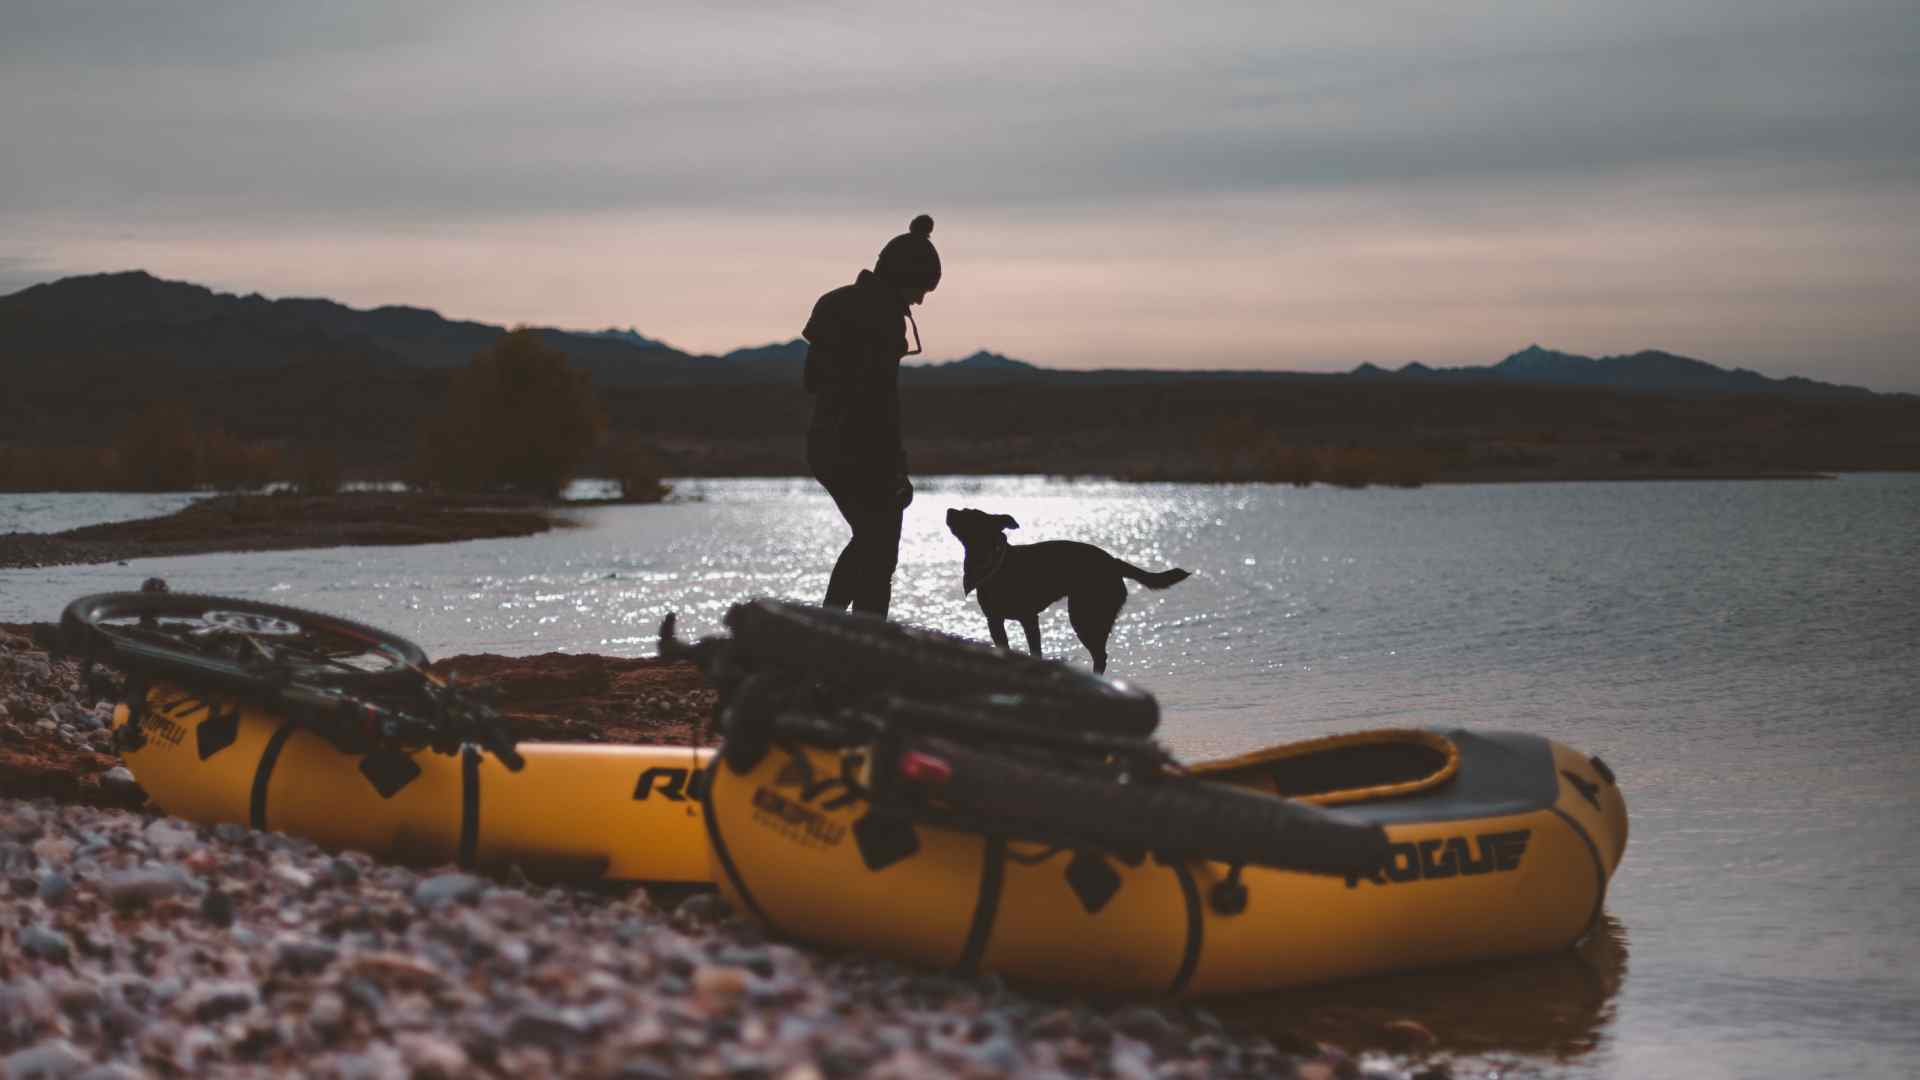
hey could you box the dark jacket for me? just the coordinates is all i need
[802,270,910,484]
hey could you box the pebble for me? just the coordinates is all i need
[103,865,197,909]
[271,863,315,890]
[395,1033,468,1078]
[307,991,348,1034]
[72,1066,145,1080]
[176,980,258,1022]
[675,890,731,922]
[199,888,235,927]
[326,1045,408,1080]
[36,871,73,906]
[140,818,196,853]
[505,1006,595,1048]
[1,1039,91,1080]
[20,926,72,964]
[411,872,484,909]
[693,964,752,1004]
[273,935,339,975]
[0,841,34,872]
[1111,1004,1179,1047]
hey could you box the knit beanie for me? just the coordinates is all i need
[874,214,942,292]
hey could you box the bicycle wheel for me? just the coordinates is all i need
[60,592,429,693]
[722,599,1159,738]
[913,735,1390,877]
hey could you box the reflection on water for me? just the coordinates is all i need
[1217,916,1628,1066]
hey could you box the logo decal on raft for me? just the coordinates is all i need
[131,695,197,750]
[749,785,847,849]
[1345,829,1531,888]
[632,766,705,802]
[142,710,188,749]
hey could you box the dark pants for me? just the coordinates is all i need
[817,469,903,617]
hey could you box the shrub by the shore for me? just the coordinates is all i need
[416,330,604,499]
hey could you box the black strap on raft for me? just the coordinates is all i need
[114,667,151,753]
[1208,862,1250,916]
[822,751,867,811]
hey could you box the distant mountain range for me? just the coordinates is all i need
[0,270,1891,398]
[1348,344,1879,398]
[0,271,1043,389]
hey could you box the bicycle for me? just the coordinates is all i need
[60,583,524,771]
[662,599,1388,911]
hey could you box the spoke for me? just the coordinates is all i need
[275,639,393,672]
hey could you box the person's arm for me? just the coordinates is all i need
[801,293,848,391]
[895,448,912,508]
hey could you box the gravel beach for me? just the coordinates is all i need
[1,623,1451,1079]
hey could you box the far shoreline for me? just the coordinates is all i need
[0,491,580,571]
[0,468,1881,570]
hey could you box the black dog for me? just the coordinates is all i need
[945,507,1190,673]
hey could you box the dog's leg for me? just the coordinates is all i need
[1018,616,1042,658]
[1072,613,1111,673]
[987,617,1010,651]
[1069,585,1124,675]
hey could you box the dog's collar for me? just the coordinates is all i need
[963,541,1007,595]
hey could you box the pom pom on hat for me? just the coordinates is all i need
[876,214,942,291]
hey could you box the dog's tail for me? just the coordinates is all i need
[1116,561,1191,590]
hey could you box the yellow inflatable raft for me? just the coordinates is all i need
[700,728,1626,994]
[114,682,713,882]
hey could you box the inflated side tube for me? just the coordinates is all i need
[917,735,1391,877]
[702,730,1630,995]
[722,599,1159,737]
[114,681,714,882]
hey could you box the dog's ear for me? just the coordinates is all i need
[995,514,1019,531]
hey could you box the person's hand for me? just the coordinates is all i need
[895,477,914,509]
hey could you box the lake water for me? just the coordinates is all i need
[0,491,205,535]
[3,475,1917,1079]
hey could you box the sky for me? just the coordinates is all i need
[2,1,1916,390]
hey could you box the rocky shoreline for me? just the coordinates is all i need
[0,494,571,571]
[8,798,1404,1080]
[1,627,1459,1079]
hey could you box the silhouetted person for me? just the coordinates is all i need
[803,214,941,617]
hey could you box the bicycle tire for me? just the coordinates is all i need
[722,599,1159,738]
[60,591,429,693]
[874,694,1172,761]
[916,735,1390,876]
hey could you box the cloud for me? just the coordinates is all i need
[3,0,1915,390]
[2,0,1914,219]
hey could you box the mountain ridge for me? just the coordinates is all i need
[0,270,1895,398]
[1350,343,1877,398]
